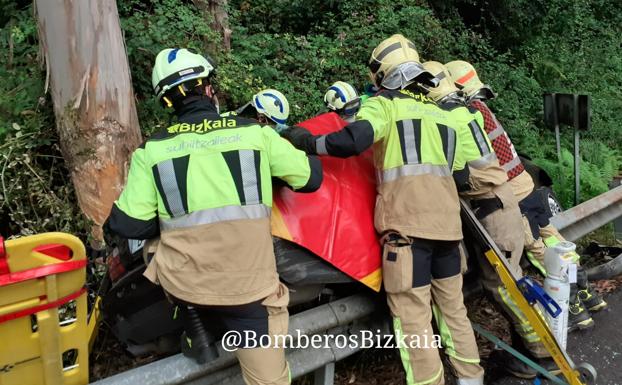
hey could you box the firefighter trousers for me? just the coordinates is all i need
[382,236,484,385]
[172,283,291,385]
[471,186,549,358]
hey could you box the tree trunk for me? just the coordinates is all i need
[35,0,142,244]
[193,0,232,51]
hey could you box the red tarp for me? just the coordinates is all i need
[271,113,382,291]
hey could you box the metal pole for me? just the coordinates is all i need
[574,129,580,205]
[611,176,622,241]
[313,363,335,385]
[555,124,562,164]
[552,93,562,164]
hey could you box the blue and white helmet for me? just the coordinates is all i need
[324,81,361,117]
[251,89,290,126]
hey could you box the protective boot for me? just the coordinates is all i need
[536,357,562,376]
[179,305,219,364]
[576,267,607,312]
[568,283,594,332]
[496,350,536,379]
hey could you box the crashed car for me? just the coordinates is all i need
[98,113,561,356]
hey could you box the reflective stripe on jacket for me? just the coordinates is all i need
[470,100,525,180]
[441,102,508,199]
[106,100,322,305]
[316,89,496,240]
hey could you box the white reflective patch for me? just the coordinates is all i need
[446,127,456,168]
[381,164,451,183]
[456,377,484,385]
[178,68,194,76]
[468,153,498,169]
[401,120,419,164]
[315,135,328,155]
[160,204,270,231]
[128,239,146,254]
[487,126,505,140]
[157,159,186,217]
[469,120,491,155]
[239,150,260,205]
[501,155,523,172]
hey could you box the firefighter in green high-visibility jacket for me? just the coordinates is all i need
[282,34,486,385]
[420,60,562,379]
[104,48,322,385]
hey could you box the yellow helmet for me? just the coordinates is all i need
[421,61,463,102]
[445,60,495,100]
[368,34,437,90]
[324,81,361,116]
[251,89,290,125]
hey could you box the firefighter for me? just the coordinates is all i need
[282,34,484,385]
[323,81,362,122]
[104,48,323,385]
[444,60,607,331]
[228,88,289,128]
[421,60,557,378]
[251,88,291,131]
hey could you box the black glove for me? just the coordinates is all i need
[280,126,317,154]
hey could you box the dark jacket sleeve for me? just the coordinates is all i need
[104,203,160,240]
[314,120,375,158]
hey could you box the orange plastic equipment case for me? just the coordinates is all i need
[0,233,88,385]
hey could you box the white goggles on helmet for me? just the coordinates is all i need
[381,62,439,90]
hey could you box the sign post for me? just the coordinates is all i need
[543,93,591,206]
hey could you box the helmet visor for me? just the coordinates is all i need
[341,97,362,117]
[381,62,439,90]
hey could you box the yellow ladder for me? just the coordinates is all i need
[461,200,596,385]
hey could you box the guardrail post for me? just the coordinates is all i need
[313,362,335,385]
[611,175,622,241]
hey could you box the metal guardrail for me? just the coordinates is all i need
[94,186,622,385]
[185,318,392,385]
[92,294,379,385]
[551,185,622,242]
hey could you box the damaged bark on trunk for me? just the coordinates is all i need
[35,0,142,243]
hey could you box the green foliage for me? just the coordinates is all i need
[534,145,621,208]
[0,128,88,237]
[1,0,621,236]
[0,4,47,140]
[0,3,86,236]
[118,0,223,133]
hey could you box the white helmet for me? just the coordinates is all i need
[324,81,361,116]
[251,89,290,125]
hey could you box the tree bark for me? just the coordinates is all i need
[35,0,142,243]
[193,0,232,51]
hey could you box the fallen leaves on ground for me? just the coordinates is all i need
[593,275,622,294]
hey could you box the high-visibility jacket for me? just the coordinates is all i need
[469,99,535,201]
[105,99,322,306]
[441,102,508,198]
[310,89,494,241]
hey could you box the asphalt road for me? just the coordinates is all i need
[487,289,622,385]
